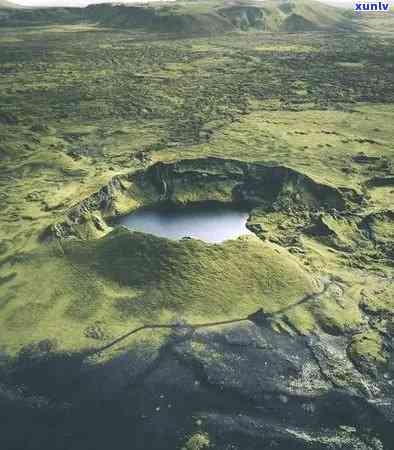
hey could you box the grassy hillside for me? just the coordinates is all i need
[1,0,392,34]
[86,2,234,35]
[0,229,318,353]
[86,0,352,34]
[222,0,352,32]
[0,4,394,449]
[0,0,353,33]
[0,7,83,26]
[0,16,392,356]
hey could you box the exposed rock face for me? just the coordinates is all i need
[7,320,393,449]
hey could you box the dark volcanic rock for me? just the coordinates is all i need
[3,321,392,449]
[173,322,331,400]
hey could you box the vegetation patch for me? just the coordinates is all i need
[0,6,393,448]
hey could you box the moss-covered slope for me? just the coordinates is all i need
[0,13,394,450]
[86,0,352,34]
[0,227,318,353]
[0,0,353,34]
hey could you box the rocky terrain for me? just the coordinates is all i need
[0,1,393,449]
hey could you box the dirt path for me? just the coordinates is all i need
[88,317,251,356]
[88,277,335,357]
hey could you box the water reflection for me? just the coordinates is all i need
[116,204,252,243]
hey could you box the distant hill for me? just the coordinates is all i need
[317,0,355,8]
[0,0,21,8]
[0,6,84,25]
[221,0,352,32]
[85,0,353,34]
[0,0,358,33]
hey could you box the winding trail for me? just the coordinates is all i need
[56,211,338,359]
[88,317,250,356]
[88,277,335,357]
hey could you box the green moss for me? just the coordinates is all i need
[0,227,318,354]
[0,10,394,362]
[350,330,388,366]
[313,292,365,335]
[71,229,317,320]
[360,284,394,316]
[182,432,210,450]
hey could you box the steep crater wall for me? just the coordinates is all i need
[49,157,361,241]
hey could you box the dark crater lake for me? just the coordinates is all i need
[116,203,252,243]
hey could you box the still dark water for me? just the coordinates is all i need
[117,204,252,243]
